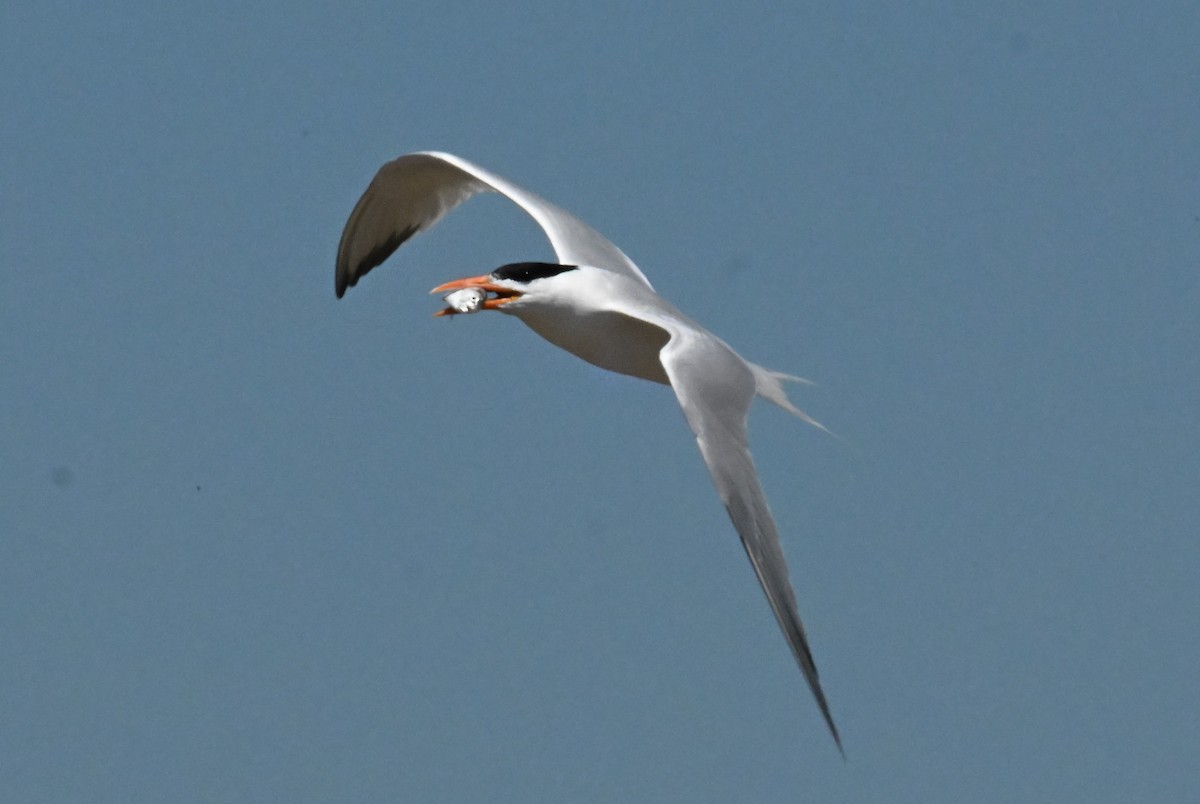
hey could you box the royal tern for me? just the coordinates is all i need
[336,151,842,751]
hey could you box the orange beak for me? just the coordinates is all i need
[430,274,523,316]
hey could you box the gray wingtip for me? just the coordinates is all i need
[335,222,420,299]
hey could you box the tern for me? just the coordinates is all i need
[336,151,842,751]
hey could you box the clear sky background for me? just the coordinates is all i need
[3,2,1197,802]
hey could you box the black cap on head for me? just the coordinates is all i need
[491,262,578,283]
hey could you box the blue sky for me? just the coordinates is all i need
[3,2,1198,801]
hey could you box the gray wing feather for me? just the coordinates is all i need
[659,331,843,753]
[336,151,652,297]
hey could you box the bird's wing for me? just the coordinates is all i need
[336,151,652,297]
[645,318,842,752]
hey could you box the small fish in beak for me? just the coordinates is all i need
[442,286,487,314]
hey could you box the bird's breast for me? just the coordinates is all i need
[514,307,671,384]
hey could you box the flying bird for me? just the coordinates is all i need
[336,151,842,752]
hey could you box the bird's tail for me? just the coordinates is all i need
[749,364,830,434]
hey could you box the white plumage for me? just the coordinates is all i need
[336,151,842,753]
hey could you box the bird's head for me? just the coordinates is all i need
[430,262,580,316]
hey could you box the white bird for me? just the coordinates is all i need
[336,151,842,752]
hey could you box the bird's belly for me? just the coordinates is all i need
[517,308,671,384]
